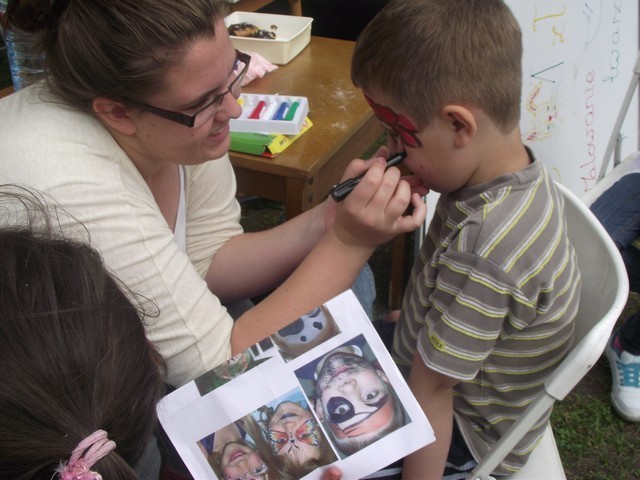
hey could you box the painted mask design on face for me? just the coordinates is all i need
[364,94,422,149]
[269,418,321,455]
[275,307,327,346]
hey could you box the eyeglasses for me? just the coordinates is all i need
[135,50,251,128]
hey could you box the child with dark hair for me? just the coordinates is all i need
[0,186,167,480]
[351,0,581,477]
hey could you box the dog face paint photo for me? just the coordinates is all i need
[271,306,340,361]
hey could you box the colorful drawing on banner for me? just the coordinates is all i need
[524,80,561,142]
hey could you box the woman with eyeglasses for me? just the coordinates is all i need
[0,0,426,389]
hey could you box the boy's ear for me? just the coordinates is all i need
[440,105,477,148]
[92,97,137,136]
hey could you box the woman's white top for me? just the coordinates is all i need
[0,85,243,387]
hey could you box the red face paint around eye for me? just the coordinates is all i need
[364,94,423,149]
[268,429,289,454]
[295,418,320,446]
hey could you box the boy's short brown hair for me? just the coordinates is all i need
[351,0,522,133]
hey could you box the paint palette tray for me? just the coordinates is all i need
[230,94,309,135]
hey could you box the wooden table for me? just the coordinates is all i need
[232,36,384,218]
[0,86,13,98]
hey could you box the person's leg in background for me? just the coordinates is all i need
[351,262,376,319]
[590,172,640,422]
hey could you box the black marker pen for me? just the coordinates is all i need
[330,152,407,202]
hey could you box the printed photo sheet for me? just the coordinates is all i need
[157,290,434,479]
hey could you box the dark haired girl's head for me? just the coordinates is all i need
[0,186,166,479]
[3,0,227,111]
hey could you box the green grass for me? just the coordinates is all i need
[549,292,640,479]
[553,395,639,479]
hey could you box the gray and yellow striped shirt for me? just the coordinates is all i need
[394,156,581,475]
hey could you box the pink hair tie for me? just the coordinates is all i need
[56,430,116,480]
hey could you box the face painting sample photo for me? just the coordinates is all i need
[295,335,409,458]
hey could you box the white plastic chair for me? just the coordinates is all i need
[467,181,629,480]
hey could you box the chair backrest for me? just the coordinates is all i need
[468,181,629,479]
[545,182,629,400]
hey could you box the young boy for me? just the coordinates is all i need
[351,0,581,478]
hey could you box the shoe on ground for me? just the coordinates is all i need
[605,332,640,422]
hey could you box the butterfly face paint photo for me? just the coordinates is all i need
[267,401,324,465]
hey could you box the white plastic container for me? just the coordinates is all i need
[230,93,309,134]
[224,12,313,65]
